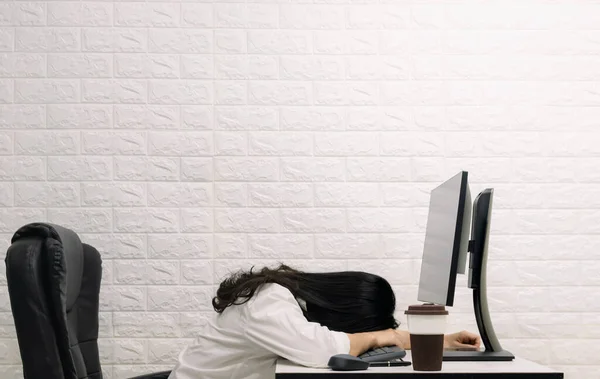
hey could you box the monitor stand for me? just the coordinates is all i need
[443,286,515,361]
[444,189,514,362]
[443,275,515,362]
[442,287,515,361]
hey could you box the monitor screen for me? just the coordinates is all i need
[417,171,471,306]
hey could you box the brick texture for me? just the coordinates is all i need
[1,2,599,379]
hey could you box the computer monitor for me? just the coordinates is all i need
[416,172,515,362]
[417,171,471,306]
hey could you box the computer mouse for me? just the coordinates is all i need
[327,354,370,371]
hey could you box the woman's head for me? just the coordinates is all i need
[212,264,399,334]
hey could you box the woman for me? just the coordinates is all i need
[169,264,480,379]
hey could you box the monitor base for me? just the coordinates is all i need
[443,349,515,361]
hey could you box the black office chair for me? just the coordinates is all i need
[4,222,171,379]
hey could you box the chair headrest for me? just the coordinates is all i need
[11,223,84,311]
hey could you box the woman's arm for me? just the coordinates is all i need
[242,284,416,366]
[242,284,352,368]
[347,329,411,356]
[349,329,483,356]
[347,332,377,356]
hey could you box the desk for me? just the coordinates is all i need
[276,351,563,379]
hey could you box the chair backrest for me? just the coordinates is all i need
[5,223,103,379]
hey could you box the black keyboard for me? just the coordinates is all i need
[358,346,406,362]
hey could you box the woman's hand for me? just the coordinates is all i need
[444,330,481,350]
[348,328,410,356]
[372,328,411,350]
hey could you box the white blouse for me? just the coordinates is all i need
[168,283,351,379]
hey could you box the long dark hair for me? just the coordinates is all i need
[212,263,399,334]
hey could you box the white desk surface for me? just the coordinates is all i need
[276,351,563,377]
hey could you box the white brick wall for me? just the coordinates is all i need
[1,1,599,378]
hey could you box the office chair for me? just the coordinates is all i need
[4,222,171,379]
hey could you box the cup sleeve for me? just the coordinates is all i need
[241,284,351,368]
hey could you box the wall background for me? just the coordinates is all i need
[1,0,600,378]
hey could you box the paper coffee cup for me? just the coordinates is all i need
[405,304,448,371]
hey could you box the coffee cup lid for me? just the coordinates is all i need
[405,303,448,315]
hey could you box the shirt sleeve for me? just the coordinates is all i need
[241,283,351,368]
